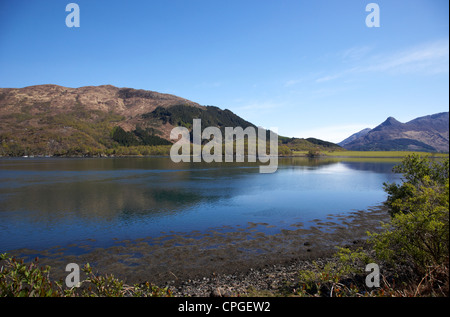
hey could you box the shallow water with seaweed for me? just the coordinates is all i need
[0,156,401,254]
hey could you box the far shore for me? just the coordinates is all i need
[1,150,448,160]
[291,150,449,158]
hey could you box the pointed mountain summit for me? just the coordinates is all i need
[379,116,402,127]
[340,112,449,152]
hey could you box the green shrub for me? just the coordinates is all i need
[0,254,172,297]
[366,155,449,296]
[294,155,449,297]
[0,254,62,297]
[371,155,449,273]
[295,247,391,297]
[383,154,448,216]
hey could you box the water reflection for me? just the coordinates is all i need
[0,157,401,251]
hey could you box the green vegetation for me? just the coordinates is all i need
[105,145,172,156]
[0,254,172,297]
[289,154,449,297]
[279,136,343,152]
[111,126,171,147]
[0,102,173,157]
[298,150,449,158]
[293,248,386,297]
[144,105,255,133]
[371,155,449,275]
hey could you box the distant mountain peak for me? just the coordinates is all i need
[341,112,449,152]
[380,116,402,126]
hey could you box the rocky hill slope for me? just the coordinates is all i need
[0,85,342,156]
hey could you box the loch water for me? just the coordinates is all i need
[0,156,402,252]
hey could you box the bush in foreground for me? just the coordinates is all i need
[0,254,172,297]
[294,154,449,297]
[370,154,448,296]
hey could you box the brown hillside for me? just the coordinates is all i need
[0,85,203,148]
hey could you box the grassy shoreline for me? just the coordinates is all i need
[1,150,448,160]
[292,150,449,158]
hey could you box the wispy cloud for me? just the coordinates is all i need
[284,79,302,87]
[314,39,449,84]
[361,39,449,75]
[315,74,341,83]
[341,45,373,62]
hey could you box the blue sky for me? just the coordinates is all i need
[0,0,448,142]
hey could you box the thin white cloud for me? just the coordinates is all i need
[341,45,373,62]
[362,39,449,75]
[314,39,449,84]
[315,74,340,83]
[285,79,302,87]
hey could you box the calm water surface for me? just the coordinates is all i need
[0,157,401,252]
